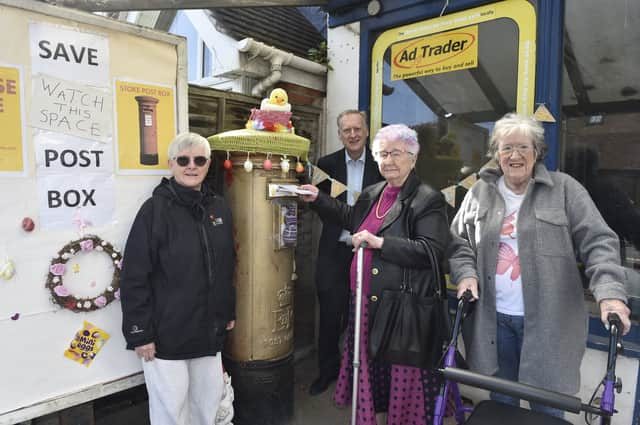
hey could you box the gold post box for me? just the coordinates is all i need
[209,129,310,425]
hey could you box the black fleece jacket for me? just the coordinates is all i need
[120,178,236,360]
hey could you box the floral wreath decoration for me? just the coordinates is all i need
[46,235,122,313]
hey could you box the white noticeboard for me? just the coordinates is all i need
[0,1,187,422]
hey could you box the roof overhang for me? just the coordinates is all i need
[40,0,327,12]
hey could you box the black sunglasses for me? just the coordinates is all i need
[175,156,208,167]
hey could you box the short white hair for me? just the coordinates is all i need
[488,113,546,162]
[167,132,211,159]
[372,124,420,156]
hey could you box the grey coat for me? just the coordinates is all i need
[449,163,627,394]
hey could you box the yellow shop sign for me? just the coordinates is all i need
[391,26,478,80]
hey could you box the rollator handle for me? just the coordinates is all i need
[607,313,624,355]
[607,313,621,332]
[460,289,473,304]
[457,289,474,319]
[462,289,473,302]
[441,367,583,414]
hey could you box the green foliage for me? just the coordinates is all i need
[307,41,333,71]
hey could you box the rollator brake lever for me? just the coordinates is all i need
[615,378,623,394]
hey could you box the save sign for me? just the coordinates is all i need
[29,22,109,86]
[390,26,478,81]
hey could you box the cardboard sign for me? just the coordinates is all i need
[37,174,115,229]
[114,79,176,174]
[30,22,110,86]
[34,133,114,175]
[0,64,26,175]
[31,74,112,142]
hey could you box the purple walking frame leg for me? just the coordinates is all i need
[436,311,625,425]
[433,291,474,425]
[599,312,623,425]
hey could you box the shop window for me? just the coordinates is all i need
[370,0,536,204]
[560,0,640,272]
[562,118,640,271]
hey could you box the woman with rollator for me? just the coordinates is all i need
[449,113,631,418]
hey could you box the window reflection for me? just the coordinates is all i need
[379,19,519,210]
[562,115,640,271]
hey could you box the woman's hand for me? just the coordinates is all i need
[457,277,479,301]
[599,298,631,335]
[226,320,236,330]
[352,230,383,251]
[135,342,156,362]
[298,184,319,202]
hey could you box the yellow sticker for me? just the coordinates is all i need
[64,321,110,367]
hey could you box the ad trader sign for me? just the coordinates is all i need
[390,25,478,81]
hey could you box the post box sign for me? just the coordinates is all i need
[114,79,176,175]
[31,75,112,142]
[390,25,478,81]
[29,22,109,86]
[0,64,26,175]
[34,133,114,175]
[37,173,115,229]
[34,133,114,228]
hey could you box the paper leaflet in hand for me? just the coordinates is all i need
[276,184,314,195]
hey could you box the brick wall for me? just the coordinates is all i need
[277,82,325,107]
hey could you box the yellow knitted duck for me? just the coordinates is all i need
[260,88,291,112]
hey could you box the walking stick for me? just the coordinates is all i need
[351,241,367,425]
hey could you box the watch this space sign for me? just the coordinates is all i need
[390,26,478,81]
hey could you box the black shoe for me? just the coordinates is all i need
[308,374,338,396]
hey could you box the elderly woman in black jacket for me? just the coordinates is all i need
[300,124,449,425]
[120,132,236,425]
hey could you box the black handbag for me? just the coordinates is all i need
[368,242,446,369]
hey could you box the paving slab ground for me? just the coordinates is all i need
[293,353,350,424]
[87,350,458,425]
[293,352,459,425]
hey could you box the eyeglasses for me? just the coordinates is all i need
[174,156,208,167]
[374,149,412,160]
[499,144,534,156]
[340,127,364,136]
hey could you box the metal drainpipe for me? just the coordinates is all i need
[252,55,284,97]
[237,38,327,97]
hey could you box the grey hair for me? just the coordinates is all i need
[167,132,211,160]
[372,124,420,156]
[336,110,368,131]
[488,113,547,162]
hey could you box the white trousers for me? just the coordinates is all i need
[142,354,224,425]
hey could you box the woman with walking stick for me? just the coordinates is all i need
[300,124,450,425]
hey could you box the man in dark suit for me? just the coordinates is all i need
[309,110,383,395]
